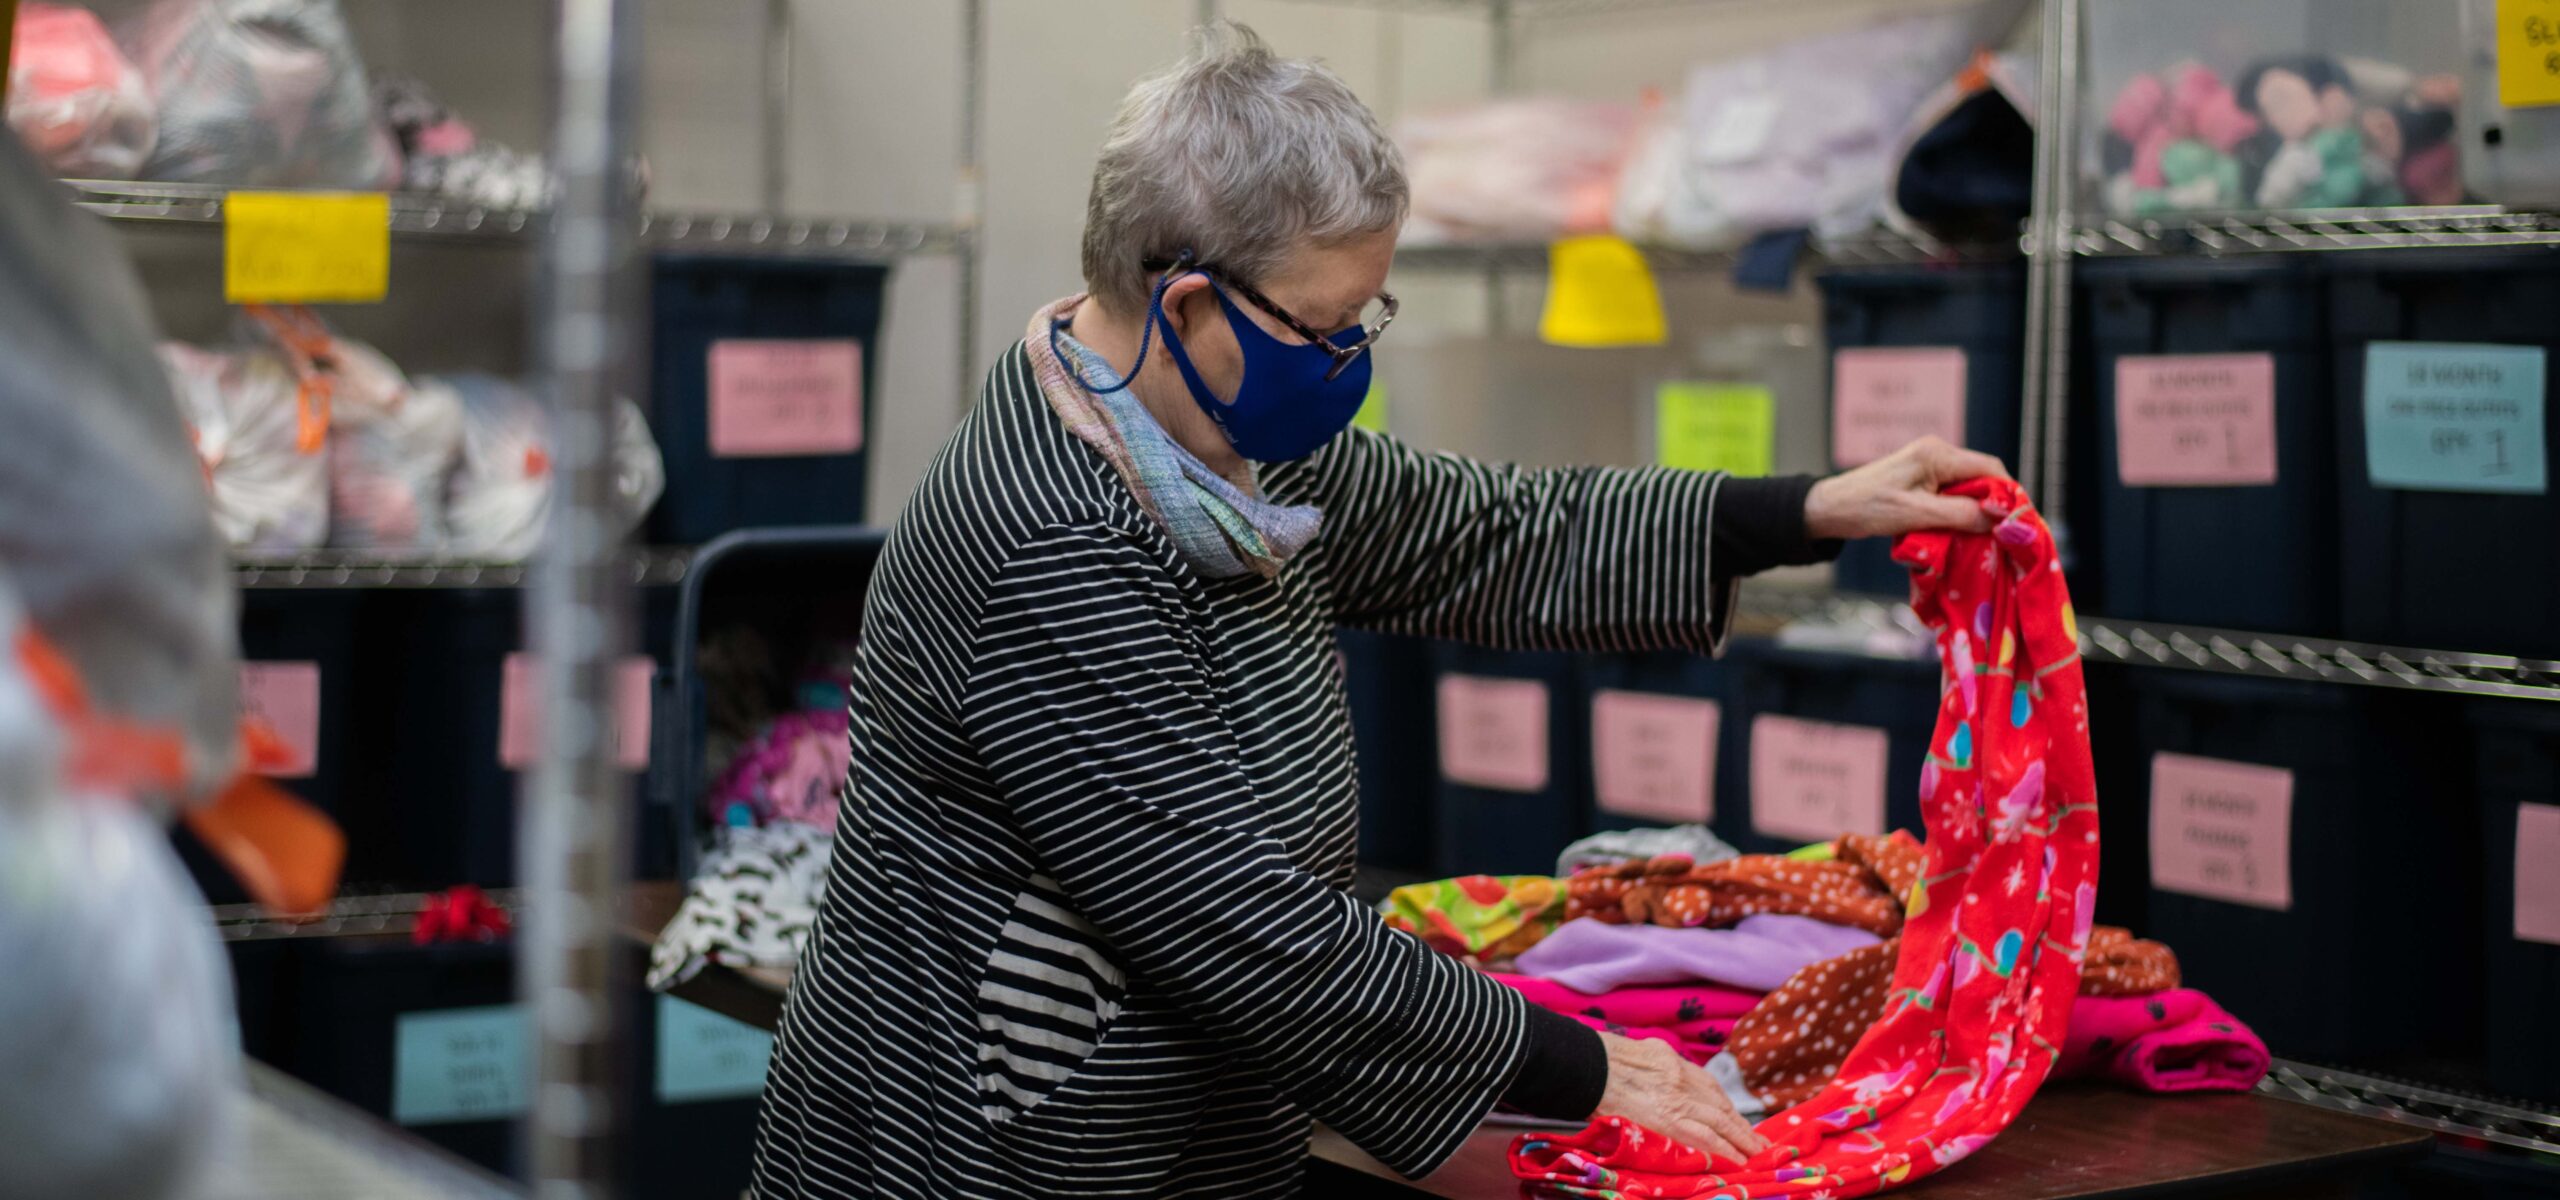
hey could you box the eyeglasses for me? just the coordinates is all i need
[1144,256,1398,382]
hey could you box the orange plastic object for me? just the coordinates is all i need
[181,772,344,919]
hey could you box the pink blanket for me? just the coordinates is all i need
[2061,988,2268,1093]
[1490,973,1760,1065]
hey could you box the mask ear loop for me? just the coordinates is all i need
[1050,250,1195,394]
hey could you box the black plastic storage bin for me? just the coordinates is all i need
[662,527,886,880]
[647,256,890,544]
[1728,642,1937,855]
[2327,253,2560,659]
[1337,627,1440,874]
[281,937,521,1176]
[1577,650,1742,839]
[2471,698,2560,1105]
[2129,672,2470,1068]
[1817,263,2026,595]
[362,589,661,890]
[627,942,767,1199]
[180,591,366,904]
[2079,257,2335,634]
[1427,641,1588,877]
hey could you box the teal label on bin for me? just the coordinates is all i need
[2363,343,2548,494]
[655,995,775,1103]
[393,1005,529,1125]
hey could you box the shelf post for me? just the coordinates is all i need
[762,0,795,214]
[2020,0,2081,520]
[522,0,643,1194]
[1484,0,1517,334]
[957,0,987,409]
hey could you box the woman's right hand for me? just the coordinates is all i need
[1593,1032,1769,1166]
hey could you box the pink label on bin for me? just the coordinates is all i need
[499,654,656,772]
[1831,347,1969,468]
[2114,354,2279,487]
[239,661,321,779]
[1749,715,1888,841]
[1591,690,1719,824]
[708,339,864,457]
[1436,674,1549,793]
[2517,803,2560,946]
[2149,752,2293,910]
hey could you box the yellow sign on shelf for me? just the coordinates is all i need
[224,191,391,304]
[2500,0,2560,108]
[1539,234,1667,348]
[1353,379,1389,433]
[1657,382,1776,477]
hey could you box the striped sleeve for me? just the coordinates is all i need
[961,522,1537,1177]
[1309,426,1738,654]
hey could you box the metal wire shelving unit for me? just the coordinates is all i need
[1736,584,2560,702]
[1390,227,2014,273]
[2260,1061,2560,1159]
[232,548,694,590]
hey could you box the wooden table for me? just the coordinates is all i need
[624,883,2432,1198]
[1312,1086,2432,1199]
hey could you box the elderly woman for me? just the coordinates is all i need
[749,23,2006,1200]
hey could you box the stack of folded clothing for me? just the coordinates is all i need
[1381,822,2270,1122]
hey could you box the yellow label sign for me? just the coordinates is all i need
[225,191,391,304]
[1353,379,1389,433]
[2500,0,2560,108]
[1539,234,1667,348]
[1657,382,1776,477]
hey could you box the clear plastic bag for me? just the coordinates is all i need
[0,582,239,1200]
[6,2,157,178]
[1397,99,1643,244]
[326,369,459,557]
[114,0,399,188]
[441,374,666,562]
[0,130,239,805]
[1619,6,2022,248]
[161,341,329,556]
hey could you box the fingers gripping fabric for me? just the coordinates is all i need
[1512,478,2098,1198]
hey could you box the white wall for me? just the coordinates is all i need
[326,0,2016,520]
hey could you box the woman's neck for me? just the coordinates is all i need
[1067,295,1251,485]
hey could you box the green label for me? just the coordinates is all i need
[393,1005,528,1125]
[1657,382,1776,476]
[655,995,776,1103]
[1353,379,1389,434]
[2363,343,2547,494]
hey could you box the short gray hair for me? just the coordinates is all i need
[1080,21,1407,313]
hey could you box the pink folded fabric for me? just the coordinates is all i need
[1489,973,1762,1065]
[2059,988,2269,1093]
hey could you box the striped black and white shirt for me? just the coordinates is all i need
[748,341,1832,1199]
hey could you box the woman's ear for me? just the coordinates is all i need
[1157,272,1216,335]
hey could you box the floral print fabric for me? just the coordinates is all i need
[1513,478,2099,1198]
[1381,874,1566,961]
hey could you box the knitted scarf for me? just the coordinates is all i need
[1024,297,1320,580]
[1511,477,2099,1198]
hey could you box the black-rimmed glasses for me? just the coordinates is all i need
[1144,256,1398,382]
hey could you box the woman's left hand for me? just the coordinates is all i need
[1803,436,2012,541]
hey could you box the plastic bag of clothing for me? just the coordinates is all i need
[6,2,157,178]
[1398,98,1643,244]
[1617,4,2027,249]
[0,582,239,1200]
[1883,52,2039,245]
[113,0,399,188]
[327,370,460,556]
[161,342,329,556]
[0,130,239,805]
[377,76,554,210]
[441,373,666,561]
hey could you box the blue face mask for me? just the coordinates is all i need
[1152,275,1373,464]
